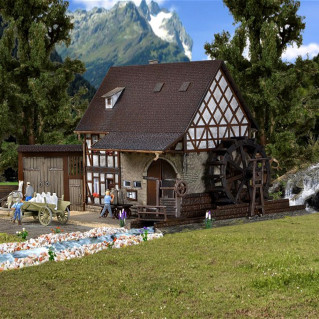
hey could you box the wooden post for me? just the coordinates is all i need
[249,158,267,217]
[156,180,160,206]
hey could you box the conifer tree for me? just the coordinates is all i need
[0,0,85,145]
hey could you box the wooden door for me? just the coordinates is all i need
[147,160,161,205]
[69,179,83,211]
[45,157,64,198]
[23,157,43,195]
[147,159,176,205]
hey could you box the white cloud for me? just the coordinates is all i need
[282,43,319,61]
[73,0,165,10]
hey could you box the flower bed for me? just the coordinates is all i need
[0,227,162,271]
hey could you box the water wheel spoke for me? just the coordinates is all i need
[235,180,247,202]
[226,174,243,183]
[239,146,247,169]
[228,159,244,172]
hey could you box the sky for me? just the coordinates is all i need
[67,0,319,62]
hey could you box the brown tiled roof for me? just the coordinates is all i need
[91,132,182,152]
[18,144,82,153]
[75,60,258,147]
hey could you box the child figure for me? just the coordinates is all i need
[11,198,24,225]
[100,190,114,218]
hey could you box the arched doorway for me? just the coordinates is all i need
[147,159,176,205]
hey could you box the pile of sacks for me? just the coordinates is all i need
[0,227,163,271]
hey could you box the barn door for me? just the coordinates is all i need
[69,179,83,211]
[23,157,42,195]
[44,157,64,198]
[23,157,64,198]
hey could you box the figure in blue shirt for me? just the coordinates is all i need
[11,199,24,225]
[100,190,114,218]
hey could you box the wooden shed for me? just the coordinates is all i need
[18,145,84,211]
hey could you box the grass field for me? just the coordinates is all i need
[0,182,18,186]
[1,214,319,318]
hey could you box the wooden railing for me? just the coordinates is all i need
[136,205,167,221]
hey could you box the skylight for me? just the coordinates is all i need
[179,82,191,92]
[154,82,164,92]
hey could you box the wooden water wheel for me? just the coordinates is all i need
[204,138,270,205]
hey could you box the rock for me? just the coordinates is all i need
[306,192,319,211]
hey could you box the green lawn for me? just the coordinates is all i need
[0,182,18,185]
[1,214,319,318]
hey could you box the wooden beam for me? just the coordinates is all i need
[63,156,70,201]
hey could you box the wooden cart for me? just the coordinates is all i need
[21,199,70,226]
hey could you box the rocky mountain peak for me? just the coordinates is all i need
[57,1,192,88]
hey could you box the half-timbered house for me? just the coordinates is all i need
[75,60,259,217]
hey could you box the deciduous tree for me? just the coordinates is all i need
[205,0,319,171]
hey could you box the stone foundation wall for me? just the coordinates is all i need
[120,151,209,205]
[179,152,208,194]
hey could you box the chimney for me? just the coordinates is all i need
[149,59,159,64]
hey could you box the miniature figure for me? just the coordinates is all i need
[25,182,34,201]
[11,198,24,225]
[100,190,114,218]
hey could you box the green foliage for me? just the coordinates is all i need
[0,0,86,145]
[0,0,94,179]
[205,0,319,172]
[0,142,18,179]
[48,247,56,261]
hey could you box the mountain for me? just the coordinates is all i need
[56,0,193,88]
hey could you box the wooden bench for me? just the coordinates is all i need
[136,205,167,221]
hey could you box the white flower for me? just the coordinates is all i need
[16,231,19,234]
[22,228,26,231]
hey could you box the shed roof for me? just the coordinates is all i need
[18,145,82,153]
[75,60,257,151]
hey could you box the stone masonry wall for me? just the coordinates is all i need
[120,151,208,205]
[179,152,208,194]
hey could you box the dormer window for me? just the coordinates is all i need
[102,87,125,109]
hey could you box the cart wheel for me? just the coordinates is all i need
[38,206,52,226]
[57,206,70,224]
[126,208,132,218]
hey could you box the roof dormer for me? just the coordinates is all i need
[101,87,125,109]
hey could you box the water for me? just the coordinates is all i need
[284,163,319,210]
[0,227,155,264]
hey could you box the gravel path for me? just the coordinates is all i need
[0,209,121,239]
